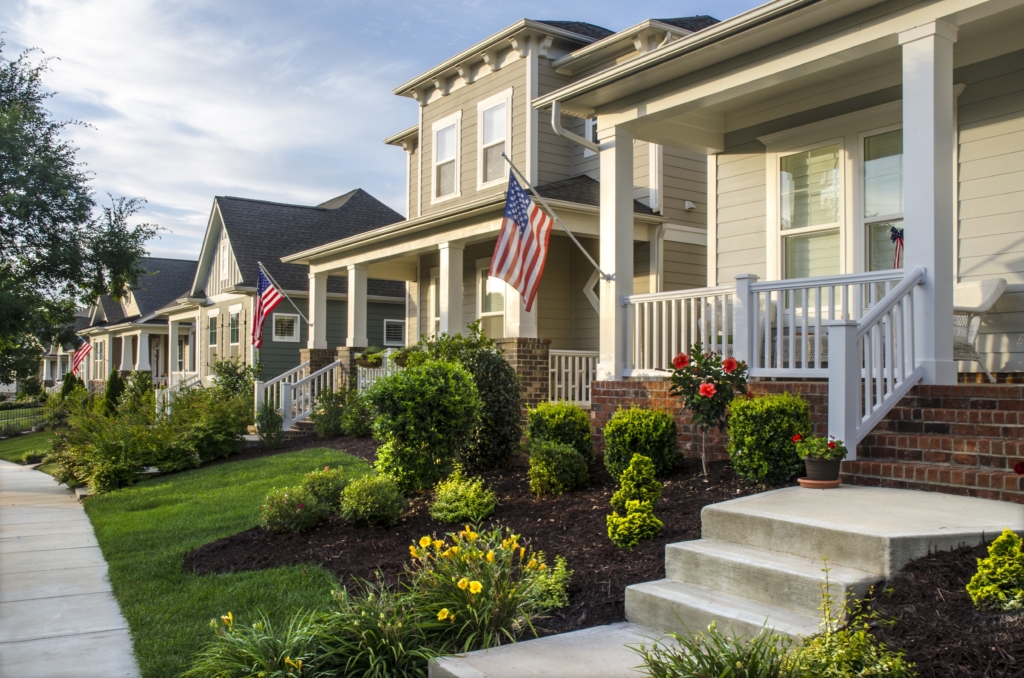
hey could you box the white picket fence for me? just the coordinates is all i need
[356,351,402,392]
[549,350,599,407]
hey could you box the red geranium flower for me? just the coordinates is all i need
[792,434,802,442]
[699,382,717,397]
[672,353,690,370]
[1015,461,1024,475]
[828,440,836,449]
[297,504,304,509]
[722,357,738,374]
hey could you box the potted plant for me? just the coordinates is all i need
[355,349,384,368]
[794,434,848,487]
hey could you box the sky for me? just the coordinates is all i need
[2,0,764,260]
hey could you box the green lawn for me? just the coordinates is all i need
[84,448,372,678]
[0,431,53,464]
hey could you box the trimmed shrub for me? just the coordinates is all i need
[534,555,573,611]
[366,360,481,492]
[103,370,124,414]
[59,372,83,399]
[527,401,592,461]
[602,407,678,479]
[528,440,588,496]
[606,500,662,550]
[341,387,372,438]
[255,398,284,450]
[340,475,406,527]
[120,370,153,413]
[210,357,261,402]
[18,376,42,400]
[164,387,252,464]
[429,467,497,524]
[310,387,345,439]
[610,454,663,514]
[301,465,350,508]
[726,393,812,486]
[258,486,330,534]
[634,621,797,678]
[966,528,1024,611]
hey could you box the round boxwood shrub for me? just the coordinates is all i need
[428,466,497,524]
[259,486,330,534]
[340,474,406,527]
[726,392,812,486]
[528,401,592,461]
[602,407,678,479]
[300,465,350,508]
[529,440,588,496]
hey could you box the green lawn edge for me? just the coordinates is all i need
[0,431,54,464]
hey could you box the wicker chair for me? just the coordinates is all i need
[953,278,1006,383]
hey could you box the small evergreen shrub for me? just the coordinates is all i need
[429,467,497,524]
[610,454,663,514]
[255,398,284,449]
[59,372,83,399]
[310,387,345,439]
[340,475,406,527]
[258,486,330,534]
[726,393,812,486]
[606,500,662,549]
[528,440,588,496]
[966,528,1024,611]
[635,622,797,678]
[341,387,372,438]
[301,465,350,508]
[103,370,124,414]
[534,555,573,610]
[120,370,153,412]
[602,407,678,479]
[527,401,592,461]
[210,357,261,402]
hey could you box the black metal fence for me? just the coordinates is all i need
[0,403,64,435]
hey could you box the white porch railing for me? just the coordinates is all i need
[280,360,343,430]
[357,350,402,392]
[549,350,599,407]
[254,361,310,416]
[828,268,925,459]
[157,371,202,413]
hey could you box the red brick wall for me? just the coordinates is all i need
[496,338,551,409]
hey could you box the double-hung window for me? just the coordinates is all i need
[432,112,461,202]
[477,258,505,340]
[862,129,903,271]
[207,310,219,369]
[779,143,842,279]
[478,90,512,187]
[229,312,239,346]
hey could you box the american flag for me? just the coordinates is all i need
[489,174,553,312]
[71,342,92,375]
[252,267,283,349]
[891,225,904,269]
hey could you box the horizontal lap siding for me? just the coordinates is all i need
[538,236,573,349]
[633,242,650,295]
[571,237,600,351]
[716,149,767,282]
[538,61,573,186]
[634,141,651,207]
[662,146,708,229]
[663,241,708,291]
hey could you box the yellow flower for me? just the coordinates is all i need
[450,546,459,555]
[284,657,302,670]
[469,580,483,595]
[467,531,478,541]
[539,563,547,570]
[457,577,469,590]
[437,608,450,621]
[527,559,537,570]
[409,545,419,558]
[220,612,233,628]
[486,550,494,563]
[433,540,444,550]
[419,536,432,548]
[519,547,526,560]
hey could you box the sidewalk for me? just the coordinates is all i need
[0,460,139,678]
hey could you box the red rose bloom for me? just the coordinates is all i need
[699,382,717,397]
[672,353,690,370]
[1016,461,1024,475]
[722,357,738,374]
[792,434,802,442]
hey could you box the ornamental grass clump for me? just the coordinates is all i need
[527,400,593,461]
[602,406,678,479]
[966,527,1024,612]
[528,440,589,496]
[727,392,812,486]
[300,465,350,508]
[408,525,571,651]
[429,467,497,524]
[340,474,406,527]
[633,621,798,678]
[258,486,330,534]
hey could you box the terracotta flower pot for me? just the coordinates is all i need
[804,457,842,481]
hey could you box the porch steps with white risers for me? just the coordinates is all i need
[428,486,1024,678]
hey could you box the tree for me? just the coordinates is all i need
[0,42,157,383]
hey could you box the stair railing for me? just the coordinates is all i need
[281,360,342,431]
[827,267,926,459]
[254,361,310,418]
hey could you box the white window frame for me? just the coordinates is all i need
[857,123,905,272]
[229,311,240,346]
[477,88,513,189]
[759,101,902,280]
[431,110,462,204]
[476,257,506,338]
[272,313,300,343]
[383,319,406,347]
[219,239,229,281]
[206,308,220,368]
[583,117,599,157]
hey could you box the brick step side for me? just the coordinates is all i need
[860,433,1023,470]
[841,460,1024,504]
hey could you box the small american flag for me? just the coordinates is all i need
[891,225,904,269]
[489,175,553,312]
[253,267,284,349]
[71,342,92,375]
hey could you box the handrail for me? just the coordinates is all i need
[291,360,340,389]
[749,268,902,292]
[626,282,736,304]
[854,268,925,340]
[263,361,310,388]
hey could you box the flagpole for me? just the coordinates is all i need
[501,152,612,281]
[257,261,311,326]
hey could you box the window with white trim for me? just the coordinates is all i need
[383,319,405,346]
[220,239,229,280]
[272,313,299,342]
[478,90,512,187]
[862,128,903,271]
[779,142,842,279]
[229,312,239,345]
[432,112,462,201]
[207,310,219,368]
[477,258,505,340]
[583,117,599,157]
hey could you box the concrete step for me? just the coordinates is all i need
[665,539,879,616]
[625,579,820,641]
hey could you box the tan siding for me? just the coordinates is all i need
[663,241,708,291]
[205,225,242,296]
[633,242,650,295]
[662,145,708,228]
[537,60,574,186]
[633,141,651,207]
[569,115,599,178]
[537,236,573,348]
[716,150,766,282]
[570,237,600,351]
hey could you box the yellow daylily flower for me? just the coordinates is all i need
[437,608,450,621]
[469,581,483,595]
[539,563,547,570]
[433,540,444,550]
[450,546,459,555]
[409,545,419,558]
[519,547,526,560]
[419,536,432,548]
[486,550,494,563]
[457,577,469,590]
[527,559,537,570]
[220,612,233,628]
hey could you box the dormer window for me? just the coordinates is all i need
[478,89,512,188]
[432,111,462,202]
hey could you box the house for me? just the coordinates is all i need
[151,189,408,387]
[77,258,199,387]
[279,17,716,404]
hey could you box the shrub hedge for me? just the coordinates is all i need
[602,407,678,479]
[726,392,812,486]
[340,475,406,527]
[527,401,592,461]
[528,440,588,496]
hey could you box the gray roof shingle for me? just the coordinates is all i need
[88,257,197,327]
[535,21,614,40]
[655,16,720,32]
[535,175,655,215]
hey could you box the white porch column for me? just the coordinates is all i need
[169,321,179,374]
[504,287,538,338]
[308,272,328,349]
[900,20,958,385]
[597,124,635,381]
[43,358,52,382]
[346,264,369,347]
[119,335,134,372]
[136,332,151,372]
[439,242,464,336]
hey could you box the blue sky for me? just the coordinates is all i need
[2,0,763,259]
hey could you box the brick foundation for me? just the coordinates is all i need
[299,348,335,373]
[335,346,365,388]
[495,338,551,409]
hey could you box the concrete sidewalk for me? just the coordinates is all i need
[0,460,139,678]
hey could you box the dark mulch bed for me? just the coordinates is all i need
[184,449,759,635]
[873,542,1024,677]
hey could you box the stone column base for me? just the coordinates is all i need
[495,338,551,409]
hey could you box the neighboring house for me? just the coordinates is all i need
[152,189,407,385]
[78,258,199,386]
[281,17,718,403]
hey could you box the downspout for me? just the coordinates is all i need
[550,100,599,154]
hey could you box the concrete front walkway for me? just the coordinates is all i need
[0,460,139,678]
